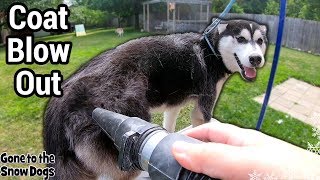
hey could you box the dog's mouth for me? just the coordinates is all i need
[234,53,256,81]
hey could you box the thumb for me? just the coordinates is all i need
[172,141,245,179]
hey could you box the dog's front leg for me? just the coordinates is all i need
[163,106,181,133]
[191,95,215,127]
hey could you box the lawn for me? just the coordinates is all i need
[0,28,319,159]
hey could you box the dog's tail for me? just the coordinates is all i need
[44,87,96,179]
[49,153,95,180]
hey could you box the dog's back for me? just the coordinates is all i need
[44,33,205,179]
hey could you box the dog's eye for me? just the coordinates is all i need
[236,36,247,43]
[257,38,263,45]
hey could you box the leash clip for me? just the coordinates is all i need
[203,18,222,58]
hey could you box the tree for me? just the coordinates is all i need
[212,0,244,13]
[298,0,320,21]
[1,0,63,11]
[287,0,305,18]
[0,0,63,30]
[29,0,63,10]
[238,0,267,14]
[264,0,279,15]
[132,0,146,30]
[0,0,64,38]
[230,3,245,14]
[86,0,134,27]
[264,0,319,21]
[69,6,109,27]
[212,0,266,14]
[76,0,146,29]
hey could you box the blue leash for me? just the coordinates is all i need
[203,0,236,57]
[256,0,287,130]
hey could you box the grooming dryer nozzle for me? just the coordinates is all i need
[92,108,129,141]
[92,108,215,180]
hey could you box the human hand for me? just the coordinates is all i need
[171,121,320,180]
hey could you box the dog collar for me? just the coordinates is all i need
[203,34,219,58]
[202,18,222,58]
[202,20,232,75]
[201,35,232,75]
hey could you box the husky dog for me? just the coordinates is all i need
[44,19,268,179]
[115,28,124,37]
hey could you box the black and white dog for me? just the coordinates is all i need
[44,19,268,179]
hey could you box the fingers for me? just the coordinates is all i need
[183,122,259,146]
[172,141,250,179]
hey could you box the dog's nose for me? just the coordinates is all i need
[249,56,262,67]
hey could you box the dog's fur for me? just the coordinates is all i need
[115,28,124,37]
[44,19,268,179]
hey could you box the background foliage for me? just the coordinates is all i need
[265,0,319,21]
[69,6,110,28]
[0,0,319,31]
[213,0,319,21]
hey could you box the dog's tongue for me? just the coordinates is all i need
[244,67,256,78]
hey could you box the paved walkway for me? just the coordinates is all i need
[254,78,320,127]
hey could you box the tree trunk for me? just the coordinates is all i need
[118,17,121,28]
[1,29,9,44]
[134,13,139,30]
[133,0,140,30]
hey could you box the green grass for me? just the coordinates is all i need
[0,28,319,160]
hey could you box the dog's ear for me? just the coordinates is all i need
[218,23,228,34]
[259,25,267,35]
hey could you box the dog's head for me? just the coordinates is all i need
[210,20,268,81]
